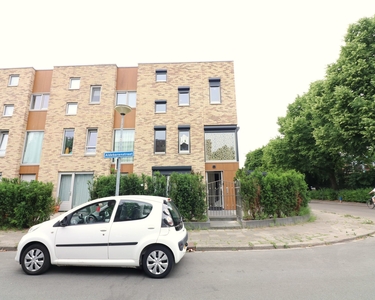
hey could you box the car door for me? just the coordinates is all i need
[54,200,116,260]
[108,200,160,264]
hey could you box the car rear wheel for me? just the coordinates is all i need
[21,244,51,275]
[142,245,174,278]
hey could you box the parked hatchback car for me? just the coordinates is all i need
[15,195,188,278]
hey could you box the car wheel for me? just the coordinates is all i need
[21,244,51,275]
[142,245,174,279]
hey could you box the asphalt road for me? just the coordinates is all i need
[1,201,375,300]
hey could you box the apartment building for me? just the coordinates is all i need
[0,61,239,211]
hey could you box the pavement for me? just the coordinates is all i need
[1,200,375,252]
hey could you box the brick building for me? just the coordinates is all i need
[0,61,239,211]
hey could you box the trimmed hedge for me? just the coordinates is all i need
[309,188,371,203]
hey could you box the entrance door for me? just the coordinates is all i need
[58,173,93,211]
[206,171,223,210]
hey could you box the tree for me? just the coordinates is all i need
[244,147,265,170]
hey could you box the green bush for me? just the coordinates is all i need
[309,187,370,203]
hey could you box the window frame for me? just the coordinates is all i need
[155,70,167,82]
[209,78,221,104]
[178,125,190,154]
[22,131,44,165]
[90,86,101,104]
[66,102,78,115]
[62,129,75,155]
[3,105,14,116]
[178,87,190,106]
[8,75,19,86]
[116,91,137,108]
[155,100,167,113]
[0,131,9,156]
[85,128,98,154]
[204,125,238,162]
[154,126,166,154]
[69,77,81,90]
[30,94,49,110]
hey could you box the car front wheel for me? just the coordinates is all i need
[21,244,51,275]
[142,245,174,278]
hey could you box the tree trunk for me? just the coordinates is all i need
[329,172,338,190]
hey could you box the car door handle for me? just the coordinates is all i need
[100,230,107,232]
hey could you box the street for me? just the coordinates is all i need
[1,201,375,299]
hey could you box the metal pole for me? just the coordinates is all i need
[115,113,125,196]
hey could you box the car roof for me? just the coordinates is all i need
[94,195,170,204]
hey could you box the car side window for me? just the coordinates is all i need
[114,200,153,222]
[69,200,116,225]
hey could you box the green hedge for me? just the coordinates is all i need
[0,179,55,228]
[309,188,371,203]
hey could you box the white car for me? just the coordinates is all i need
[15,195,188,278]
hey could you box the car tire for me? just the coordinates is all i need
[21,244,51,275]
[142,245,174,279]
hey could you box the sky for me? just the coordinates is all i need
[1,0,375,167]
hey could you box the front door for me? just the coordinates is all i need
[206,171,223,210]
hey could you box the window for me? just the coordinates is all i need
[3,105,14,116]
[0,131,9,156]
[30,94,49,110]
[178,126,190,154]
[69,78,80,89]
[69,200,116,225]
[155,100,167,113]
[62,129,74,154]
[8,75,19,86]
[66,103,78,115]
[90,86,101,103]
[86,129,98,154]
[21,174,36,182]
[209,78,221,104]
[156,70,167,82]
[154,126,166,154]
[204,126,238,162]
[113,129,135,163]
[114,200,153,222]
[22,131,44,164]
[116,91,136,107]
[178,87,190,106]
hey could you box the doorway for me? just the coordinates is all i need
[206,171,223,210]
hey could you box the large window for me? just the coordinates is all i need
[209,78,221,104]
[30,94,49,110]
[113,129,135,163]
[8,75,19,86]
[62,129,74,155]
[0,131,9,156]
[178,87,190,106]
[86,129,98,154]
[204,126,238,162]
[116,91,136,107]
[178,126,190,154]
[155,100,167,113]
[69,78,80,89]
[154,127,166,154]
[22,131,44,164]
[90,86,101,103]
[156,70,167,82]
[3,105,14,116]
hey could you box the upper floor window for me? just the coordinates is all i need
[155,100,167,113]
[30,94,49,110]
[204,126,238,162]
[62,129,74,155]
[0,131,9,156]
[3,105,14,116]
[90,86,101,103]
[113,129,135,163]
[178,126,190,154]
[116,91,136,108]
[8,75,19,86]
[156,70,167,82]
[22,131,44,164]
[178,87,190,106]
[154,126,166,154]
[66,103,78,115]
[209,78,221,104]
[86,128,98,154]
[69,78,80,90]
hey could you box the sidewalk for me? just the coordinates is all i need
[1,205,375,252]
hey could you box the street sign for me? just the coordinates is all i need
[104,151,134,158]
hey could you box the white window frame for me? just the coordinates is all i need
[90,86,101,104]
[62,129,74,155]
[156,70,167,82]
[69,78,80,90]
[0,131,9,156]
[8,75,19,86]
[209,78,221,104]
[30,94,49,110]
[155,100,167,113]
[178,87,190,106]
[86,128,98,154]
[116,91,137,108]
[66,103,78,115]
[3,105,14,116]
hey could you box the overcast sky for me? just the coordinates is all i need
[1,0,375,166]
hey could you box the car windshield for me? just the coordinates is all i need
[166,200,182,225]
